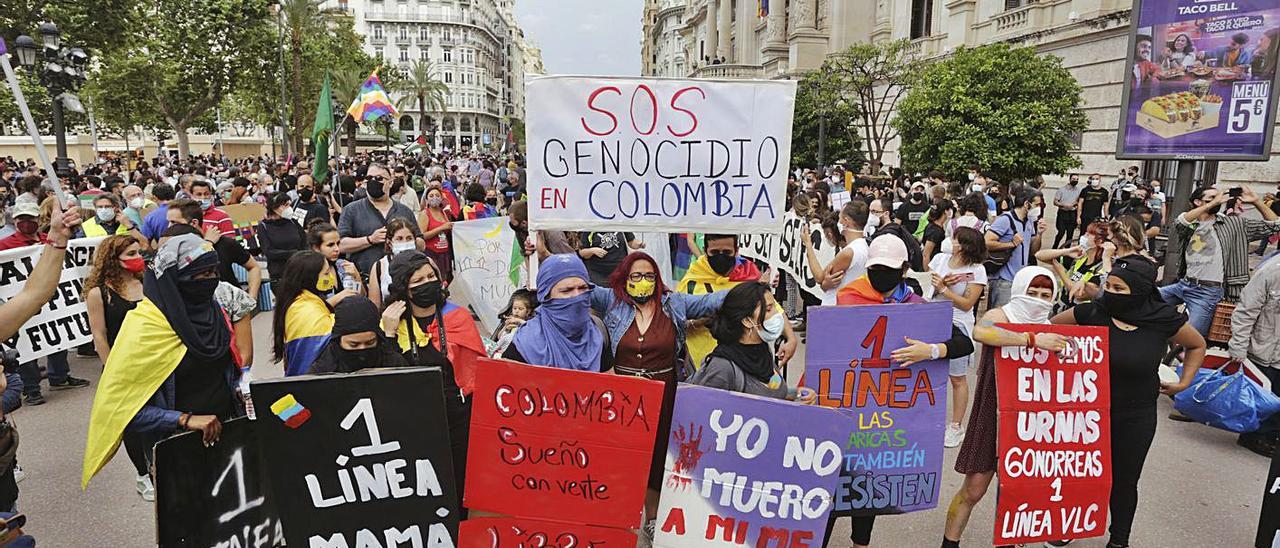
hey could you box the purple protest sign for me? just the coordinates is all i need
[653,385,846,547]
[802,303,952,516]
[1116,0,1280,160]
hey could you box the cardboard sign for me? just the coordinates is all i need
[224,203,267,226]
[0,236,103,361]
[154,417,286,548]
[466,357,664,530]
[451,217,536,335]
[802,303,952,516]
[1257,445,1280,548]
[250,368,459,548]
[995,324,1112,545]
[459,517,636,547]
[738,213,834,300]
[526,76,796,233]
[653,385,846,547]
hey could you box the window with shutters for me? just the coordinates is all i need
[1004,0,1027,10]
[910,0,933,39]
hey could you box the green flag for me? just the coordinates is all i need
[311,73,334,184]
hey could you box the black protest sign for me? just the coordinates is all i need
[154,417,285,548]
[1257,447,1280,548]
[251,367,459,548]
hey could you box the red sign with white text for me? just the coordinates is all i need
[459,516,636,547]
[466,358,664,530]
[994,325,1111,545]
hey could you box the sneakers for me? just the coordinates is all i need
[23,392,45,406]
[49,376,90,390]
[1238,434,1278,458]
[1168,409,1194,422]
[136,475,156,502]
[12,465,24,484]
[944,423,965,448]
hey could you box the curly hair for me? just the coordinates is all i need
[83,235,142,296]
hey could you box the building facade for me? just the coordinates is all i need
[641,0,1278,187]
[328,0,542,152]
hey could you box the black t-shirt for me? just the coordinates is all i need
[922,222,945,251]
[1079,186,1109,219]
[1073,302,1180,411]
[213,236,251,285]
[579,232,635,285]
[173,350,237,419]
[895,200,931,226]
[298,200,330,228]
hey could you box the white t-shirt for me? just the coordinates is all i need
[927,253,988,332]
[822,238,870,305]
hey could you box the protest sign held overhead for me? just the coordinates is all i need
[803,303,952,516]
[459,516,636,548]
[451,216,535,335]
[466,357,663,530]
[653,385,846,547]
[738,212,834,300]
[0,236,102,362]
[994,324,1111,545]
[526,76,796,234]
[250,368,458,548]
[154,417,285,548]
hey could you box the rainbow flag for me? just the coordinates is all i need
[346,69,400,123]
[758,0,768,17]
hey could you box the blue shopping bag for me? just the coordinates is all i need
[1174,363,1280,433]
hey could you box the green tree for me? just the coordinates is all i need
[895,44,1087,182]
[280,0,324,153]
[792,63,862,169]
[89,0,273,158]
[396,59,449,147]
[826,39,920,166]
[1,0,135,57]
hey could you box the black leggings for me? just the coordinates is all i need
[1053,211,1078,248]
[1109,407,1156,546]
[122,431,151,476]
[822,515,875,546]
[446,393,471,519]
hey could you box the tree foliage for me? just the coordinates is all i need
[0,0,135,57]
[792,64,862,169]
[825,39,920,165]
[895,44,1087,182]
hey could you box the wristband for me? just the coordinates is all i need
[179,413,190,430]
[930,344,942,361]
[366,235,373,245]
[51,242,67,250]
[1026,332,1037,348]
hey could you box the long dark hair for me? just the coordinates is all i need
[928,198,955,223]
[607,252,668,307]
[951,226,987,266]
[709,282,771,344]
[271,251,328,363]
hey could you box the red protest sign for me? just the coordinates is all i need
[466,357,665,530]
[459,516,636,547]
[994,324,1111,545]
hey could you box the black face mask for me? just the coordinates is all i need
[339,346,382,371]
[867,268,904,293]
[485,197,498,206]
[1205,203,1221,216]
[911,192,925,202]
[298,188,315,202]
[1100,291,1143,318]
[632,293,653,305]
[366,177,386,200]
[707,253,736,276]
[180,278,220,303]
[410,280,442,308]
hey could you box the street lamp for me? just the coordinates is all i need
[12,22,89,178]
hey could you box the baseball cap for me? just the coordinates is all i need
[866,236,909,269]
[11,201,39,218]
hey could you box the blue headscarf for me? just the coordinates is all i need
[512,254,604,371]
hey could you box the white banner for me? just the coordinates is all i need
[739,213,833,300]
[0,236,104,362]
[451,217,535,335]
[526,75,796,234]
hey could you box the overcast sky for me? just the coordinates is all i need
[514,0,641,76]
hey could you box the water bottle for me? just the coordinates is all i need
[343,276,360,293]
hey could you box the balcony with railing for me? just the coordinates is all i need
[395,35,413,46]
[690,63,763,79]
[370,35,387,45]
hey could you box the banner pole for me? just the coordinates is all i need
[0,42,66,206]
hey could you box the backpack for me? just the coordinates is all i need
[983,212,1026,275]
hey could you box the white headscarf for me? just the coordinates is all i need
[1002,265,1059,324]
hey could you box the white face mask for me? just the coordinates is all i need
[1079,234,1092,250]
[390,241,416,255]
[278,206,295,219]
[968,172,977,181]
[940,237,955,256]
[757,312,785,344]
[865,213,881,230]
[128,197,145,210]
[1029,206,1043,220]
[1089,179,1101,187]
[970,184,984,193]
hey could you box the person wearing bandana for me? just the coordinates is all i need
[308,296,407,373]
[1048,256,1205,548]
[503,253,612,372]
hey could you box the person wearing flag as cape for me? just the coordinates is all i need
[272,251,338,376]
[677,233,798,369]
[82,234,244,489]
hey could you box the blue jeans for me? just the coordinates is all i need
[1158,280,1224,336]
[19,350,69,396]
[987,278,1013,310]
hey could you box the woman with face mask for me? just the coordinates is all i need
[1045,257,1204,548]
[941,266,1069,548]
[255,192,308,287]
[381,251,486,513]
[503,253,612,370]
[418,187,455,282]
[84,234,244,489]
[307,296,407,374]
[271,251,337,376]
[367,218,423,308]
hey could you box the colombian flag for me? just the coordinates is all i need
[677,255,762,368]
[393,301,487,395]
[270,394,312,428]
[283,291,335,376]
[346,69,400,123]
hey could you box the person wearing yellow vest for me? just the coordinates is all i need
[677,233,798,369]
[84,194,149,249]
[1035,219,1108,312]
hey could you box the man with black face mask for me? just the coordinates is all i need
[292,174,332,227]
[1160,185,1280,337]
[308,296,407,374]
[895,181,932,236]
[336,163,424,275]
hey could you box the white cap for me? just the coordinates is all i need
[866,236,909,269]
